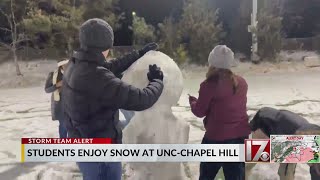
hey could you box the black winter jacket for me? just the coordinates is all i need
[250,107,310,136]
[45,70,64,120]
[62,50,163,143]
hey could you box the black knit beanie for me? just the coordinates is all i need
[79,18,114,52]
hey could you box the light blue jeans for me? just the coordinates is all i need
[119,109,135,129]
[58,119,68,138]
[77,110,134,180]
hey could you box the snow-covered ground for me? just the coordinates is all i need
[0,60,320,180]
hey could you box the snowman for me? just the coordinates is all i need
[122,51,190,180]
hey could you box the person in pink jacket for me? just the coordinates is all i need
[189,45,251,180]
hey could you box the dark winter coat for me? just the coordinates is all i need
[45,69,64,120]
[250,107,311,136]
[62,50,163,143]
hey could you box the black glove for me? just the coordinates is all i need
[139,43,159,57]
[147,64,164,81]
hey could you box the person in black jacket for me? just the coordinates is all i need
[62,18,164,180]
[248,107,320,180]
[45,59,69,138]
[104,57,135,129]
[249,107,312,136]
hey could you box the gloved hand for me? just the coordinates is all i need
[139,43,159,57]
[147,64,164,82]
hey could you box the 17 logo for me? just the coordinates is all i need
[245,139,270,162]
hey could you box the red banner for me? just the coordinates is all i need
[21,138,112,144]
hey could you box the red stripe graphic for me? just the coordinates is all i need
[21,138,112,144]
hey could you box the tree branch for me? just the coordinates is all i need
[0,27,11,32]
[0,7,10,21]
[0,7,13,50]
[11,38,30,45]
[0,6,12,33]
[0,2,14,41]
[10,0,16,28]
[17,33,27,41]
[53,32,64,36]
[0,42,11,49]
[10,0,17,43]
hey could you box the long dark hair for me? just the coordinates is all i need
[206,66,238,94]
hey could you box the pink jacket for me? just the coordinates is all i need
[190,75,251,141]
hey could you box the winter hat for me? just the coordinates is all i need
[79,18,114,52]
[208,45,234,69]
[57,59,69,67]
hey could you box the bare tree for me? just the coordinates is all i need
[0,0,28,76]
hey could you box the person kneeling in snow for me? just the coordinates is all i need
[249,107,320,180]
[62,18,164,180]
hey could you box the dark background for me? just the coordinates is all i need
[116,0,183,45]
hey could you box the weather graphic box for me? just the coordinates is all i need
[271,135,320,163]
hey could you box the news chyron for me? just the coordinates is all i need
[245,139,270,163]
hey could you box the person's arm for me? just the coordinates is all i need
[44,72,57,93]
[103,43,159,76]
[103,77,164,111]
[103,51,140,76]
[189,82,213,118]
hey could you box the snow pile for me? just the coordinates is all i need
[279,51,319,62]
[0,60,57,88]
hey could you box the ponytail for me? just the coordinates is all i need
[206,67,238,94]
[230,72,238,94]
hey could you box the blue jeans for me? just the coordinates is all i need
[77,162,122,180]
[199,136,247,180]
[119,109,135,129]
[76,110,132,179]
[58,119,68,138]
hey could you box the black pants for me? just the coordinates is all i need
[199,136,247,180]
[310,165,320,180]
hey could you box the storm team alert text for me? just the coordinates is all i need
[26,138,94,144]
[26,148,239,157]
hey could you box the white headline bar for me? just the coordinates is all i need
[22,144,245,162]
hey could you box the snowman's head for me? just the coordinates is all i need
[122,51,183,108]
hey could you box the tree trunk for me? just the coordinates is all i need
[10,0,22,76]
[12,48,22,76]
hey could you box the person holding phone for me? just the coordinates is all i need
[189,45,250,180]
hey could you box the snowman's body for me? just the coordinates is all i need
[122,51,190,180]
